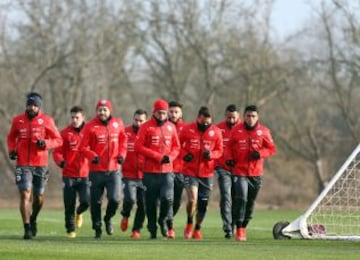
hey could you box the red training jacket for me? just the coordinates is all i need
[53,124,89,178]
[122,125,143,179]
[7,111,62,167]
[225,122,276,177]
[179,122,223,178]
[171,118,186,173]
[79,116,127,172]
[134,117,180,174]
[215,120,241,170]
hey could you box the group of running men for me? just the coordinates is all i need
[7,92,276,241]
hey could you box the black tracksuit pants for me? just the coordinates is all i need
[143,172,174,237]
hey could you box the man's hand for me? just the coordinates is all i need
[92,156,100,164]
[117,156,124,165]
[59,161,66,168]
[250,151,261,160]
[225,160,236,167]
[36,139,46,148]
[183,153,193,162]
[161,155,170,164]
[9,151,17,160]
[203,150,211,160]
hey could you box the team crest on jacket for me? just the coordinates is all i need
[209,130,215,137]
[38,118,44,124]
[256,130,263,136]
[113,122,119,128]
[167,125,173,131]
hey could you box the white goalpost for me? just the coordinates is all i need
[273,144,360,241]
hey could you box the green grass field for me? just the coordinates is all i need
[0,209,359,259]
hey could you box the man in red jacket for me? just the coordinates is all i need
[168,101,186,219]
[215,104,241,239]
[134,99,180,239]
[225,105,276,241]
[120,109,148,239]
[180,106,223,240]
[53,106,89,238]
[7,92,62,240]
[79,99,127,239]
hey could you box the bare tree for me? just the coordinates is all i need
[318,0,360,142]
[268,0,360,194]
[1,0,359,206]
[0,0,142,186]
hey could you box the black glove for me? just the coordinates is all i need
[203,150,211,160]
[225,160,236,167]
[36,139,46,148]
[251,151,261,160]
[117,156,124,164]
[92,156,100,164]
[59,161,66,168]
[9,151,17,160]
[160,155,170,164]
[183,153,193,162]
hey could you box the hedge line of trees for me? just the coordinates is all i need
[0,0,359,208]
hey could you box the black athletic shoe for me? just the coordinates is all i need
[158,220,168,237]
[30,221,37,237]
[30,216,37,237]
[94,229,102,239]
[104,220,113,235]
[23,228,33,240]
[224,231,232,239]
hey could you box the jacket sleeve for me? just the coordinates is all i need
[224,128,235,161]
[7,119,18,153]
[44,118,63,149]
[78,125,97,160]
[209,130,223,160]
[178,126,189,160]
[134,126,162,162]
[53,131,65,166]
[259,129,276,159]
[118,123,128,159]
[169,131,180,161]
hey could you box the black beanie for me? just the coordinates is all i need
[26,95,42,108]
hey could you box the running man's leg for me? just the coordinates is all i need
[63,177,77,233]
[143,173,160,238]
[216,167,233,236]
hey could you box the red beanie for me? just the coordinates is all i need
[153,99,169,112]
[96,99,113,112]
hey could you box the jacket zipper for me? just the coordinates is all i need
[160,125,165,172]
[106,125,110,171]
[247,131,251,176]
[76,131,82,175]
[27,120,32,164]
[134,129,139,178]
[198,132,203,177]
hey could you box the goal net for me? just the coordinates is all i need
[273,144,360,241]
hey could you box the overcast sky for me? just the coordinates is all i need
[271,0,313,38]
[1,0,316,40]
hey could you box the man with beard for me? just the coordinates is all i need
[7,92,62,239]
[79,99,127,239]
[225,105,276,241]
[168,101,186,223]
[180,106,223,240]
[215,104,241,239]
[135,99,180,239]
[120,109,147,239]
